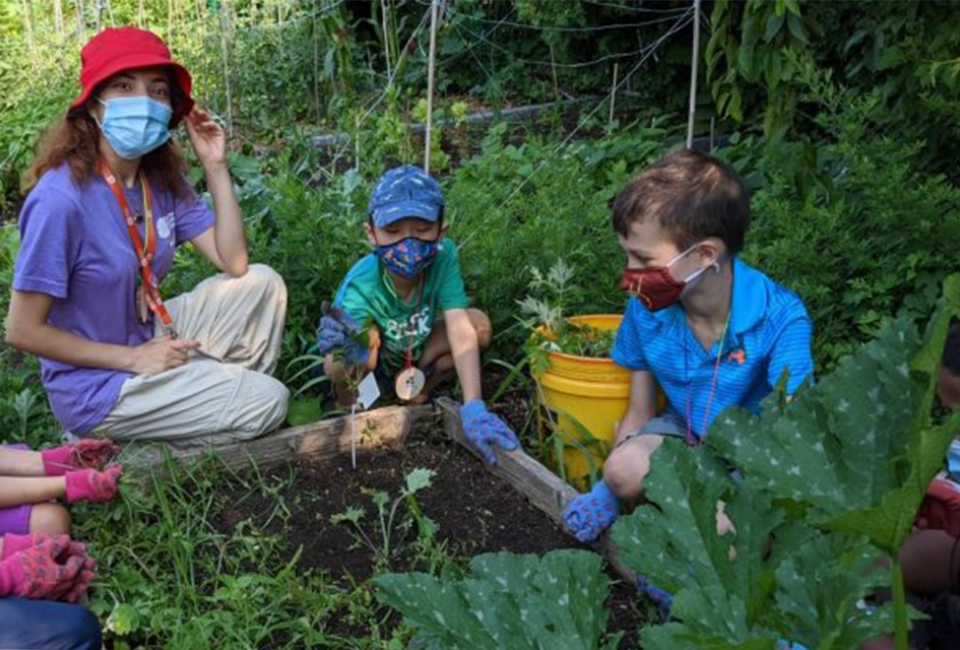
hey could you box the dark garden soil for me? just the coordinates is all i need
[482,367,535,440]
[215,422,647,647]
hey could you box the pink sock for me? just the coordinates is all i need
[40,446,76,476]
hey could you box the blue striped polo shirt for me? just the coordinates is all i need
[611,258,814,438]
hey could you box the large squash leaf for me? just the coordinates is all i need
[375,550,613,650]
[710,276,960,554]
[641,615,777,650]
[610,441,800,612]
[709,315,923,517]
[612,440,889,648]
[773,533,895,649]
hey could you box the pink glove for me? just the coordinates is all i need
[2,534,94,566]
[916,477,960,537]
[0,536,86,601]
[0,535,97,602]
[65,466,123,504]
[41,439,122,476]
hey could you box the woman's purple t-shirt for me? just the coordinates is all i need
[13,164,214,435]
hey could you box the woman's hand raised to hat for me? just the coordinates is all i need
[184,107,227,172]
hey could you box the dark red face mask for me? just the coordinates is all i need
[620,267,686,312]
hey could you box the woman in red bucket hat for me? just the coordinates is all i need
[6,27,290,453]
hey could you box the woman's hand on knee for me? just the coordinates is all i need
[126,336,201,376]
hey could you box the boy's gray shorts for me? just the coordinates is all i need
[616,412,744,483]
[616,412,689,448]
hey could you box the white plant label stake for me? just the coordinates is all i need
[351,372,382,469]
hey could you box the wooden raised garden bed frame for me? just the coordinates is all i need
[134,398,633,583]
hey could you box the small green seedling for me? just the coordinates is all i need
[331,467,437,573]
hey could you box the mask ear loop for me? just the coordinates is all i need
[668,243,720,282]
[93,98,107,131]
[685,315,730,446]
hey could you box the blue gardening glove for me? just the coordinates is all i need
[562,479,619,542]
[316,308,369,366]
[636,573,673,621]
[461,400,519,466]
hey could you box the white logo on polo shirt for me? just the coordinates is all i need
[157,213,175,240]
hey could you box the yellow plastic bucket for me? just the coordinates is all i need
[536,315,630,490]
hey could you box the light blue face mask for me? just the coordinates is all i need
[97,96,173,160]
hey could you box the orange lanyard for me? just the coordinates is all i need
[99,161,177,338]
[684,316,730,445]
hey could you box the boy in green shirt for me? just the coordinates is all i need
[317,166,518,466]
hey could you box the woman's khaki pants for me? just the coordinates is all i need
[95,264,290,449]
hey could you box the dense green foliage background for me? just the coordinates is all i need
[1,1,959,647]
[0,0,958,443]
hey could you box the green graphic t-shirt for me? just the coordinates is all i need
[333,237,470,374]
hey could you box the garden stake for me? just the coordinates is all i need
[219,0,234,134]
[54,0,65,34]
[608,63,618,125]
[685,0,701,149]
[351,403,357,469]
[76,0,86,43]
[424,0,440,172]
[550,43,560,103]
[381,0,392,78]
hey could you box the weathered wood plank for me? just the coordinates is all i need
[126,405,432,472]
[437,397,577,527]
[436,397,635,584]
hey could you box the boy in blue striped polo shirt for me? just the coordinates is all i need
[563,149,814,543]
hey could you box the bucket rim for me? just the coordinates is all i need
[537,314,624,365]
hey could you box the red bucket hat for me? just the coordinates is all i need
[70,27,194,126]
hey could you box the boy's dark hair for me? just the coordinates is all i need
[944,323,960,376]
[611,149,750,254]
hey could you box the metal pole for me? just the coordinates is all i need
[609,62,619,125]
[76,0,86,43]
[381,0,392,80]
[424,0,440,173]
[685,0,702,149]
[54,0,65,35]
[219,0,234,134]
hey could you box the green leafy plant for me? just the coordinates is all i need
[706,0,814,135]
[613,440,895,649]
[331,467,437,572]
[738,61,960,371]
[518,260,615,377]
[376,550,621,650]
